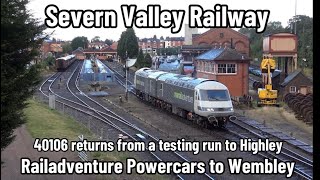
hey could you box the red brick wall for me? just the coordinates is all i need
[193,28,250,56]
[42,42,50,54]
[196,60,249,97]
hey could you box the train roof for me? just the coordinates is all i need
[136,68,218,90]
[80,59,113,74]
[95,59,113,74]
[56,54,75,61]
[135,68,158,78]
[195,80,228,90]
[81,60,94,73]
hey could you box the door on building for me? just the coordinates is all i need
[300,86,307,95]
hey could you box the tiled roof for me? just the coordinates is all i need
[281,70,302,86]
[215,48,250,60]
[170,37,184,41]
[83,47,116,53]
[196,47,251,61]
[165,37,184,41]
[140,38,160,42]
[196,49,224,60]
[72,48,84,54]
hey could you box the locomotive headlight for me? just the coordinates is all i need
[198,106,211,111]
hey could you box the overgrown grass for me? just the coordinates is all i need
[24,99,93,140]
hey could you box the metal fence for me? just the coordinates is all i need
[34,93,122,157]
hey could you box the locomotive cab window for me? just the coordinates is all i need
[200,90,230,101]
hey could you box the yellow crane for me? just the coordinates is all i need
[257,58,279,107]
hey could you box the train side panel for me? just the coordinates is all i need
[135,75,147,94]
[161,82,194,112]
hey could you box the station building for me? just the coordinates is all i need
[195,47,251,97]
[72,47,117,60]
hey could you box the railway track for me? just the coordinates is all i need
[226,118,313,179]
[39,60,214,180]
[105,61,314,180]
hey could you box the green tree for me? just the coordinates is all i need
[135,49,145,69]
[91,36,100,43]
[1,0,45,153]
[238,21,288,63]
[117,31,126,61]
[71,36,88,50]
[42,54,55,67]
[62,43,72,54]
[239,17,313,68]
[104,39,114,46]
[117,28,139,62]
[287,15,313,67]
[144,54,152,68]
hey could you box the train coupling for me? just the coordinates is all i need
[229,115,237,121]
[208,116,218,126]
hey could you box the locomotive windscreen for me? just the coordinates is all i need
[200,90,230,101]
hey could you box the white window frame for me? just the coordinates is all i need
[290,86,296,93]
[217,64,227,73]
[227,64,236,73]
[217,63,237,74]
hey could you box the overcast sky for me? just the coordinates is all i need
[27,0,313,41]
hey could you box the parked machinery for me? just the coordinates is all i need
[134,68,236,128]
[257,58,279,106]
[56,54,76,71]
[283,93,313,124]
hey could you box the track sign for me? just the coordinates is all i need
[126,58,137,68]
[49,94,55,109]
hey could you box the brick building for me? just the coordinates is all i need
[83,47,117,60]
[138,37,164,54]
[280,70,313,95]
[138,36,185,54]
[40,41,63,57]
[110,42,118,50]
[72,48,85,60]
[195,47,251,97]
[164,37,184,48]
[192,28,250,56]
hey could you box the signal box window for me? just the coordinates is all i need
[218,64,236,74]
[218,64,226,73]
